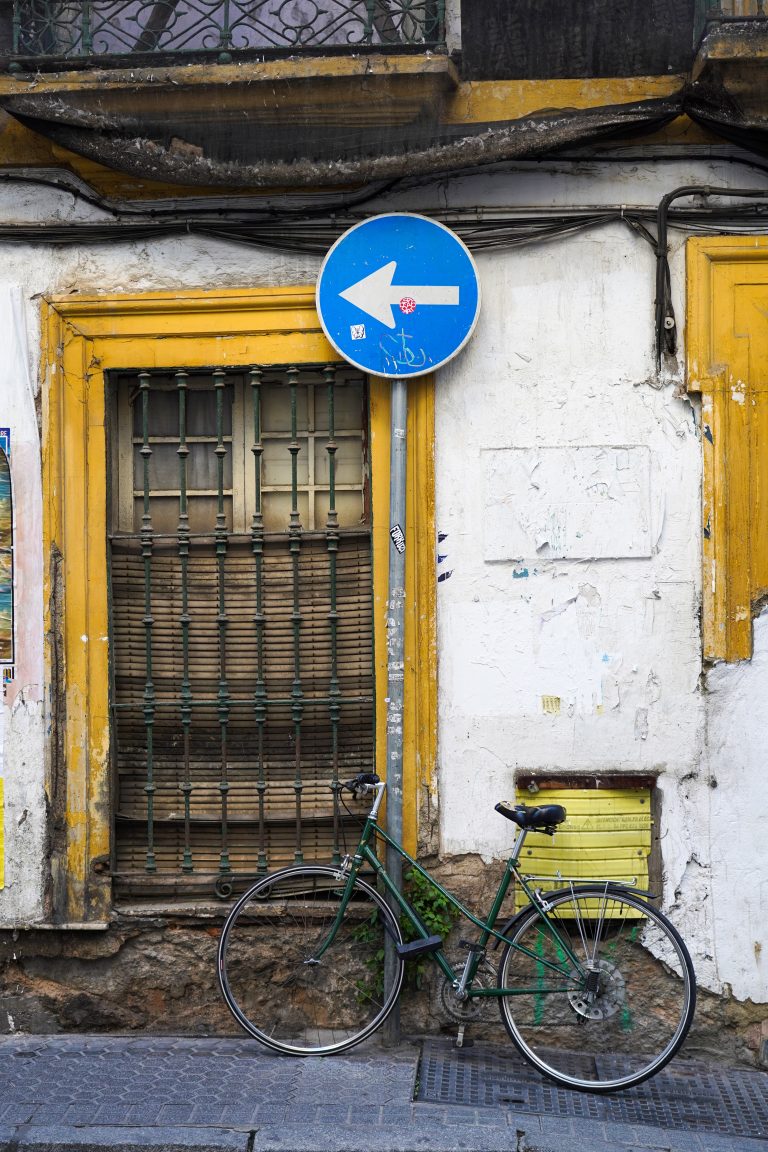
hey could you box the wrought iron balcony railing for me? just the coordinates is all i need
[694,3,768,48]
[5,0,446,65]
[705,1,768,15]
[698,0,768,29]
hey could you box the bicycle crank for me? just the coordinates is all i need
[434,956,498,1024]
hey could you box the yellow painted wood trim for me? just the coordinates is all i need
[0,54,458,96]
[686,237,768,662]
[43,308,112,921]
[43,287,435,915]
[404,378,436,857]
[444,75,684,124]
[0,66,676,124]
[687,238,722,660]
[371,376,435,858]
[49,285,317,315]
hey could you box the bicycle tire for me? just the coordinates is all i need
[218,865,405,1055]
[497,885,696,1092]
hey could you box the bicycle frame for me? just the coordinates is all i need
[323,783,588,1000]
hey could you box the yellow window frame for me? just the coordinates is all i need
[42,287,436,922]
[687,236,768,663]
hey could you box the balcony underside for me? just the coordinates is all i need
[0,58,687,188]
[0,21,766,190]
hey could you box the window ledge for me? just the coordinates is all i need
[0,920,110,931]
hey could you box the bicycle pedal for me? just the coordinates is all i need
[458,939,486,953]
[453,1024,473,1049]
[395,934,443,959]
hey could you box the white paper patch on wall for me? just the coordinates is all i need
[482,446,652,561]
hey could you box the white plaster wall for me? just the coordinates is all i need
[445,0,461,51]
[0,158,766,1000]
[0,287,46,924]
[703,611,768,1002]
[423,158,767,1001]
[435,222,703,848]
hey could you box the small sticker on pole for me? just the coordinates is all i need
[390,524,405,554]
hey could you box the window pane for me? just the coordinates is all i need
[261,381,308,432]
[133,495,233,533]
[188,385,233,437]
[133,442,233,494]
[314,381,364,434]
[313,435,365,487]
[130,382,233,437]
[315,490,364,528]
[262,490,309,532]
[261,437,309,486]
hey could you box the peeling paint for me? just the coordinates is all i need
[634,707,649,741]
[483,446,653,561]
[704,609,768,1000]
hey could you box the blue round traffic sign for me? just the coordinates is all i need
[316,213,481,379]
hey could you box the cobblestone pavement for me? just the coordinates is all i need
[0,1034,766,1152]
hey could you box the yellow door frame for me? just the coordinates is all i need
[42,286,436,922]
[687,236,768,663]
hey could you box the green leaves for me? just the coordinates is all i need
[352,870,459,1001]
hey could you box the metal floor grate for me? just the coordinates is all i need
[417,1039,768,1140]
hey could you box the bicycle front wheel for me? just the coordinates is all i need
[218,865,405,1055]
[498,886,696,1092]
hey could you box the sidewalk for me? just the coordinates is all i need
[0,1033,766,1152]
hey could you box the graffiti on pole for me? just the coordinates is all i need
[0,444,11,664]
[0,441,9,889]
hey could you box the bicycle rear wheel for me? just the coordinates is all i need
[218,865,405,1055]
[497,886,696,1092]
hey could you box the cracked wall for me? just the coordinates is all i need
[703,609,768,1004]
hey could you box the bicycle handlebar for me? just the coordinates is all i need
[340,772,381,798]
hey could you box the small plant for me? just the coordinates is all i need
[352,869,458,1001]
[403,868,456,937]
[352,908,386,1003]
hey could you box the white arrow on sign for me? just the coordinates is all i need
[339,260,460,329]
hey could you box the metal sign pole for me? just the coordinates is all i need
[383,376,407,1045]
[315,213,481,1047]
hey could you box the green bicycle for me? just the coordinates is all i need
[217,773,695,1093]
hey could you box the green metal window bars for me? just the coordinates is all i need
[108,365,375,901]
[8,1,446,63]
[695,0,768,42]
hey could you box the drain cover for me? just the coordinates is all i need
[417,1039,768,1140]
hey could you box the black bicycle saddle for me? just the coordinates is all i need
[494,802,566,829]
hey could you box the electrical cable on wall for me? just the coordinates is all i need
[0,169,766,370]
